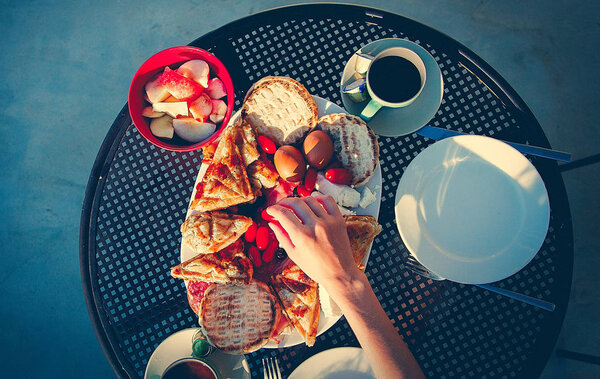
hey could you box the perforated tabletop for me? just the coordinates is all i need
[80,4,573,378]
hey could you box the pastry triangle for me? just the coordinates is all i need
[191,126,255,211]
[270,263,320,346]
[180,211,253,255]
[344,215,382,267]
[171,239,253,284]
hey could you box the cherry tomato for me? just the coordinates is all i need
[248,245,262,267]
[257,135,277,154]
[256,226,271,250]
[304,168,317,192]
[262,240,279,263]
[325,168,353,185]
[260,208,274,222]
[296,184,311,197]
[244,222,257,243]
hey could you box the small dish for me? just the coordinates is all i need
[129,46,234,152]
[144,328,250,379]
[395,135,550,284]
[340,38,443,137]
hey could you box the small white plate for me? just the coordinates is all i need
[288,347,375,379]
[340,38,443,136]
[181,96,383,348]
[144,328,250,379]
[395,135,550,284]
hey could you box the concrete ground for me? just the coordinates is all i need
[1,0,598,377]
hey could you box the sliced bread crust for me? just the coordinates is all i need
[318,113,379,187]
[242,76,318,145]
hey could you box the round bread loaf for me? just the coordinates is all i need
[242,76,318,145]
[318,113,379,186]
[198,280,280,353]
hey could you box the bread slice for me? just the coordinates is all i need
[242,76,318,145]
[171,239,253,284]
[344,215,382,267]
[318,113,379,187]
[199,280,280,353]
[180,211,253,255]
[270,263,320,347]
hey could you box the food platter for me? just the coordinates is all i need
[180,95,382,348]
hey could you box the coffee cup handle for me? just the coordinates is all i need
[360,99,383,121]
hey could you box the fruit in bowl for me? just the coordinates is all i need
[128,46,235,152]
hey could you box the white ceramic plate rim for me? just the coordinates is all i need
[180,95,383,348]
[395,135,550,284]
[288,347,375,379]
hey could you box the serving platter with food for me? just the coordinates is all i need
[139,72,384,353]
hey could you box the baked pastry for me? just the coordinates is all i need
[270,263,320,347]
[344,215,382,267]
[199,280,280,353]
[180,211,253,255]
[171,239,253,284]
[318,113,379,187]
[191,124,255,211]
[242,76,318,145]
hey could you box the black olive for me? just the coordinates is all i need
[275,248,287,260]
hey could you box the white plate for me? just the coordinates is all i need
[395,135,550,284]
[288,347,375,379]
[181,95,382,348]
[144,328,250,379]
[340,38,443,137]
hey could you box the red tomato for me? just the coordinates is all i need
[260,208,274,222]
[244,222,257,243]
[304,168,317,192]
[256,226,271,250]
[262,240,279,262]
[296,184,311,197]
[325,168,353,185]
[248,245,262,267]
[257,135,277,154]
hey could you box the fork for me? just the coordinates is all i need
[263,357,282,379]
[404,255,556,312]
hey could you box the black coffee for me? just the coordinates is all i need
[368,56,421,103]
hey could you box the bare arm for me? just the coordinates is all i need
[267,195,425,379]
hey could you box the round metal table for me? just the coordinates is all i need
[80,4,573,378]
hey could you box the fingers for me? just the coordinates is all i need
[275,197,317,225]
[268,221,295,250]
[304,196,329,218]
[313,194,342,218]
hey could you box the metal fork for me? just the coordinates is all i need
[263,357,282,379]
[404,255,556,312]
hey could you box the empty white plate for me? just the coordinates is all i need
[288,347,375,379]
[395,135,550,284]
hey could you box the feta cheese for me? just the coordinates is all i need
[359,186,377,208]
[315,173,360,208]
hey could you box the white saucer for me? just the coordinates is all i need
[395,135,550,284]
[340,38,443,136]
[288,347,375,379]
[144,328,250,379]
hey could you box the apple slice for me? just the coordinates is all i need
[189,93,213,121]
[163,95,183,102]
[177,60,210,88]
[206,77,227,99]
[153,101,189,118]
[144,75,169,104]
[209,99,227,123]
[150,115,174,139]
[173,118,216,143]
[142,106,165,118]
[161,67,204,101]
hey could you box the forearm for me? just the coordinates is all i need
[325,270,425,379]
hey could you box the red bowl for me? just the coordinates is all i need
[128,46,235,152]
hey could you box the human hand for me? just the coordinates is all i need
[266,194,360,289]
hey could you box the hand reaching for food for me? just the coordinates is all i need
[266,194,361,290]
